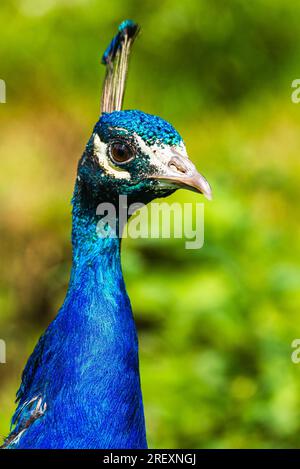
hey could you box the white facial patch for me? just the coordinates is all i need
[93,133,131,180]
[134,133,188,176]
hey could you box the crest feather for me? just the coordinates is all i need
[101,20,139,114]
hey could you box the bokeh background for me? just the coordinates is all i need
[1,0,300,448]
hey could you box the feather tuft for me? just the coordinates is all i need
[101,20,139,113]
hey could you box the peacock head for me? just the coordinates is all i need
[78,109,211,206]
[76,20,212,208]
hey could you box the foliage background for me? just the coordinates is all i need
[1,0,300,448]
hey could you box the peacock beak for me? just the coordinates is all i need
[151,149,212,200]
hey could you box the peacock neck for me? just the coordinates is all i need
[49,180,147,448]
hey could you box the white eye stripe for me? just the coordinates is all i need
[133,133,187,174]
[93,132,187,180]
[93,134,131,180]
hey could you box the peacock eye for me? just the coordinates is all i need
[110,142,134,164]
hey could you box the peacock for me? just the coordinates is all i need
[3,20,212,449]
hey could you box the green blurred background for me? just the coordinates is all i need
[1,0,300,448]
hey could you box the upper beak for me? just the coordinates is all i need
[151,149,212,200]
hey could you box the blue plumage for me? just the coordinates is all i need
[8,218,146,448]
[3,20,211,449]
[5,176,147,448]
[99,110,183,146]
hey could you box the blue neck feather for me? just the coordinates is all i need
[11,181,147,449]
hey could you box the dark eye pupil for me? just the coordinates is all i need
[111,143,132,163]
